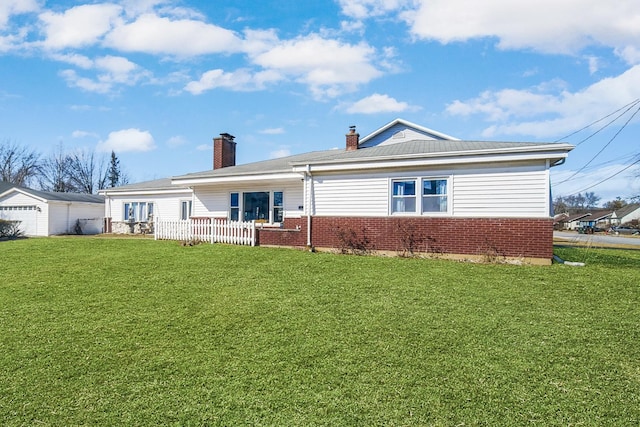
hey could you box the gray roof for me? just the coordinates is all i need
[0,181,14,194]
[174,139,572,181]
[0,181,104,203]
[100,177,187,193]
[614,203,640,218]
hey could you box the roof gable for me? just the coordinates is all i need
[358,118,459,148]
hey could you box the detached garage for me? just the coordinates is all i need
[0,182,105,236]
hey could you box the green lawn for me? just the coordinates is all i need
[1,238,638,426]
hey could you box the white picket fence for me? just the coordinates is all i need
[154,218,256,246]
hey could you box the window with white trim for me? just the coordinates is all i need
[180,200,192,220]
[229,191,284,224]
[124,202,153,222]
[391,180,417,213]
[422,179,448,213]
[391,177,449,215]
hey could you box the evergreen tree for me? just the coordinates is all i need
[108,151,120,188]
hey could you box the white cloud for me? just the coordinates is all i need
[338,0,409,20]
[50,53,93,69]
[196,144,212,151]
[97,129,156,152]
[39,4,123,50]
[184,68,281,94]
[59,55,147,93]
[250,34,383,99]
[0,0,39,29]
[346,93,413,114]
[166,135,187,147]
[269,148,291,159]
[72,130,98,139]
[260,127,285,135]
[446,65,640,138]
[399,0,640,60]
[104,13,242,56]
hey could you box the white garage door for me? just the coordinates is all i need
[0,205,38,236]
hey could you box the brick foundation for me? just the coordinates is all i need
[256,218,307,247]
[309,216,553,262]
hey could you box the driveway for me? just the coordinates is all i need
[554,231,640,248]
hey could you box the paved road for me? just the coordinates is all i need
[554,231,640,247]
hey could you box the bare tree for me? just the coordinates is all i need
[0,139,40,186]
[603,197,628,211]
[38,143,74,192]
[68,149,108,194]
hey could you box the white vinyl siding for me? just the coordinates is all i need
[453,169,549,217]
[313,174,389,216]
[312,163,550,218]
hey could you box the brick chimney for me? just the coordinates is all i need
[346,125,359,151]
[213,133,236,169]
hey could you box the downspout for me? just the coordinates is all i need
[305,164,313,248]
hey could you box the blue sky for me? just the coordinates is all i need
[1,0,639,204]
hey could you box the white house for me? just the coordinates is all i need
[136,118,572,264]
[100,119,573,263]
[0,182,105,236]
[610,203,640,226]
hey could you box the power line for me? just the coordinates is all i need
[557,102,640,185]
[561,156,640,196]
[553,98,640,143]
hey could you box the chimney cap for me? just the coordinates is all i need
[220,132,235,140]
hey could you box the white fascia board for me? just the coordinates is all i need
[292,149,570,173]
[100,188,191,197]
[172,172,303,186]
[0,188,48,203]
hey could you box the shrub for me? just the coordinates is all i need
[0,219,23,239]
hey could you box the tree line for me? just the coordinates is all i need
[0,140,128,194]
[553,192,638,215]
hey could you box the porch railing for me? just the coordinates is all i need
[154,218,256,246]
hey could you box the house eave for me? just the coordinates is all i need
[171,172,303,186]
[99,188,191,196]
[292,148,571,173]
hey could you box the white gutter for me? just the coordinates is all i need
[291,150,571,173]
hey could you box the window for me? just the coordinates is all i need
[0,205,36,211]
[422,179,448,213]
[230,193,239,221]
[229,191,283,224]
[391,180,416,213]
[273,191,283,223]
[180,200,192,220]
[124,202,153,222]
[391,177,449,215]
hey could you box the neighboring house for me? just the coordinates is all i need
[562,213,591,230]
[610,203,640,226]
[0,182,105,236]
[576,209,613,229]
[98,178,193,233]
